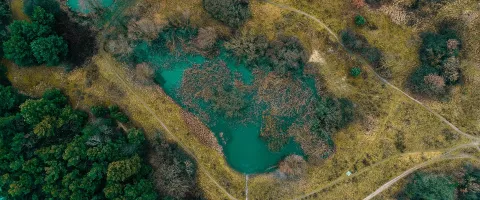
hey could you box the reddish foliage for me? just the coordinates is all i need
[352,0,366,8]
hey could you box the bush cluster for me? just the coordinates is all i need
[0,87,158,199]
[400,165,480,200]
[225,34,308,77]
[203,0,251,28]
[408,28,461,98]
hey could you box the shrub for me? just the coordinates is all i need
[355,15,366,26]
[278,155,307,179]
[224,33,269,67]
[91,106,109,118]
[350,67,362,77]
[109,105,130,123]
[266,36,308,76]
[193,27,218,51]
[312,97,355,138]
[402,173,456,200]
[203,0,251,28]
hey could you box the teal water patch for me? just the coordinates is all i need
[135,38,303,174]
[67,0,114,13]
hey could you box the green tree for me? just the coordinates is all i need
[3,7,68,67]
[0,0,11,58]
[403,172,456,200]
[3,35,37,66]
[31,35,68,66]
[355,15,366,26]
[107,155,141,182]
[203,0,251,28]
[127,128,146,146]
[31,6,55,26]
[91,106,109,118]
[350,67,362,77]
[109,105,129,123]
[0,85,25,116]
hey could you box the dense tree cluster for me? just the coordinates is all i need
[0,0,11,58]
[0,87,158,199]
[401,166,480,200]
[408,28,461,98]
[203,0,251,28]
[3,7,68,66]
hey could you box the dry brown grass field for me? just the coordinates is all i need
[5,0,480,199]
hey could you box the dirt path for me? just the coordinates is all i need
[95,2,240,200]
[263,1,480,199]
[293,142,479,199]
[363,154,479,200]
[264,0,479,141]
[97,54,238,200]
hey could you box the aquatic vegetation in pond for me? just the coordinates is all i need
[132,27,349,174]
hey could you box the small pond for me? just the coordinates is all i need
[134,37,306,174]
[67,0,114,14]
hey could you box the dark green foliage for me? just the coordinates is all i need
[31,6,55,26]
[458,165,480,200]
[23,0,60,16]
[203,0,251,28]
[0,85,25,116]
[0,0,11,58]
[402,173,456,200]
[350,67,362,77]
[3,35,37,66]
[109,105,130,123]
[3,7,68,67]
[31,35,68,66]
[0,64,10,86]
[0,88,158,199]
[312,97,355,138]
[355,15,366,26]
[91,105,110,118]
[419,31,459,67]
[408,28,461,99]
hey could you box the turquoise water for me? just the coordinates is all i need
[135,40,304,174]
[67,0,114,13]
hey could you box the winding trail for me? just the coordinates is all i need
[363,154,479,200]
[97,1,239,199]
[98,54,239,200]
[264,0,479,141]
[263,1,480,199]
